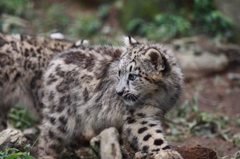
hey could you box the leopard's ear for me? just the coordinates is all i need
[145,49,165,71]
[70,39,89,49]
[123,36,139,47]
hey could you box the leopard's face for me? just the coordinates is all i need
[116,64,157,106]
[116,64,141,106]
[116,37,168,106]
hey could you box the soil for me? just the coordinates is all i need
[175,145,217,159]
[172,65,240,158]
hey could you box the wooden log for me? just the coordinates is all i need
[0,128,28,150]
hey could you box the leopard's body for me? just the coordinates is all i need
[0,33,84,131]
[39,37,183,159]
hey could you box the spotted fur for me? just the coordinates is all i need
[39,37,183,159]
[0,33,86,131]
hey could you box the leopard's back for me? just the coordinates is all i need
[0,33,79,131]
[42,45,125,135]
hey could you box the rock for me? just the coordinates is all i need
[0,128,28,150]
[1,14,29,33]
[177,50,228,76]
[170,37,229,78]
[227,73,240,80]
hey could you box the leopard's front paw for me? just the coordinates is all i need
[153,150,183,159]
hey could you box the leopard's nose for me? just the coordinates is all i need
[116,87,125,96]
[116,90,124,96]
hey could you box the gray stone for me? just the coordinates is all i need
[170,37,228,78]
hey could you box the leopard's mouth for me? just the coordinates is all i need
[123,94,138,105]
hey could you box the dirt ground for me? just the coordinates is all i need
[172,64,240,158]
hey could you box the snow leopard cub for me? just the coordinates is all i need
[39,37,183,159]
[0,33,87,131]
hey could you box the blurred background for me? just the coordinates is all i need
[1,0,239,43]
[0,0,240,158]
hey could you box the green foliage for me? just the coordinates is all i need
[120,0,160,29]
[151,14,191,40]
[127,14,190,41]
[225,151,240,159]
[192,112,230,138]
[165,95,200,141]
[126,18,145,35]
[0,0,36,33]
[233,134,240,148]
[192,0,233,36]
[233,151,240,159]
[0,145,34,159]
[97,4,110,20]
[166,93,237,143]
[125,0,233,40]
[176,95,199,118]
[32,4,69,33]
[0,0,33,17]
[0,1,70,34]
[68,15,101,38]
[8,106,36,131]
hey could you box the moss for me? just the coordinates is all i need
[120,0,161,29]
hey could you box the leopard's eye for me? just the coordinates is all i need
[128,74,137,81]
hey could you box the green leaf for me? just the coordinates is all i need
[6,148,19,151]
[6,152,23,159]
[22,152,32,159]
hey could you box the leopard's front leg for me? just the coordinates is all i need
[123,106,182,159]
